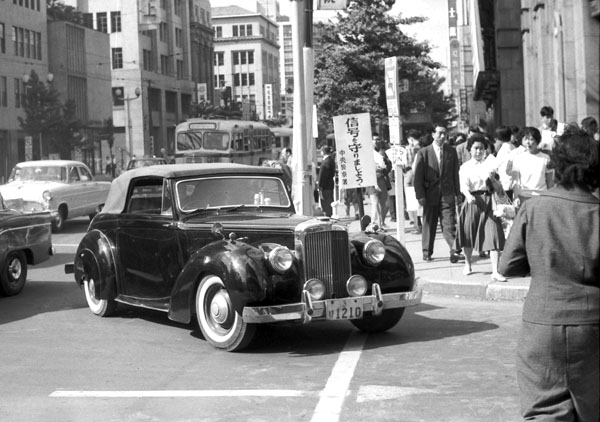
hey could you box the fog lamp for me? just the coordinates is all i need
[346,275,367,297]
[304,278,325,300]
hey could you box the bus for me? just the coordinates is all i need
[174,119,275,166]
[271,126,293,152]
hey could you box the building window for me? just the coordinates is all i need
[0,23,5,54]
[175,28,182,47]
[110,11,121,33]
[241,74,247,86]
[214,74,225,88]
[233,51,254,66]
[214,52,224,66]
[143,49,154,71]
[176,60,184,79]
[160,55,169,75]
[14,77,22,108]
[97,12,108,33]
[0,76,7,107]
[111,47,123,69]
[83,13,93,29]
[249,73,255,86]
[233,74,240,87]
[213,26,222,38]
[159,22,168,43]
[174,0,183,17]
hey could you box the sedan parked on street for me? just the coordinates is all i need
[66,163,421,351]
[0,160,111,232]
[0,192,53,296]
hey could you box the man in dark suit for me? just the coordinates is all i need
[317,146,335,217]
[413,125,464,263]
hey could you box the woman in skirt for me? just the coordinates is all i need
[456,133,506,281]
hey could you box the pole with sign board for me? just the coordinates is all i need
[384,56,406,244]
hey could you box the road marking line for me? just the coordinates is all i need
[310,332,367,422]
[50,389,311,398]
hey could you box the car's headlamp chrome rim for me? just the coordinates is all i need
[362,239,385,265]
[268,246,294,273]
[346,275,367,297]
[304,278,325,301]
[42,190,52,201]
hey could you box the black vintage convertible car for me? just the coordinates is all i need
[0,192,53,296]
[66,163,421,351]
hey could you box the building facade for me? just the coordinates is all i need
[212,5,281,120]
[65,0,214,163]
[0,0,50,182]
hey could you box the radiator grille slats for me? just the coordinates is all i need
[303,231,350,298]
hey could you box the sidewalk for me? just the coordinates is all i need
[338,205,530,302]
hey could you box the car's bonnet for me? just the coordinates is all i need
[0,181,64,200]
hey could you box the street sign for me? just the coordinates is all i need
[24,136,33,161]
[384,57,399,117]
[317,0,348,10]
[332,113,376,190]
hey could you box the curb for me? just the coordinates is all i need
[417,278,528,301]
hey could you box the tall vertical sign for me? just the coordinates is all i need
[384,57,401,146]
[264,84,273,120]
[448,0,463,125]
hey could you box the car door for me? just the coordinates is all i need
[76,165,100,215]
[58,165,86,217]
[115,177,181,303]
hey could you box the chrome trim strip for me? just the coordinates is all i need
[242,286,422,324]
[0,222,52,236]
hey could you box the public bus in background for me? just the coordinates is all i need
[271,126,293,153]
[174,119,276,166]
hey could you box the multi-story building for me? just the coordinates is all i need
[47,20,112,174]
[277,15,293,123]
[212,5,280,120]
[0,0,50,181]
[64,0,214,162]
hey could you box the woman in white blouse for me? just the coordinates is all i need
[456,134,506,281]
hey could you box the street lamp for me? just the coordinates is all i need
[115,87,141,159]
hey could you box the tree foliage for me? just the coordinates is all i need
[314,0,455,134]
[46,0,86,24]
[18,70,81,158]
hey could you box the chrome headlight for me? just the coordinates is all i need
[304,278,325,300]
[346,275,367,297]
[362,239,385,265]
[268,246,294,273]
[42,190,52,202]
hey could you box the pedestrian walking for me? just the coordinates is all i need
[366,136,392,228]
[499,126,599,422]
[317,146,335,217]
[455,134,506,280]
[413,125,464,263]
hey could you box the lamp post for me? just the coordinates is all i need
[115,87,141,159]
[22,72,54,159]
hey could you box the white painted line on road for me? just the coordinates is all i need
[310,332,367,422]
[50,389,311,398]
[52,244,79,248]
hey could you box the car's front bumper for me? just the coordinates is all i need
[242,283,422,324]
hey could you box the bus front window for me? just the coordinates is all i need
[177,132,202,151]
[204,132,229,150]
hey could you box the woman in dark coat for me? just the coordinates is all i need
[499,126,599,422]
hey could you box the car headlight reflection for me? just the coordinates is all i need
[268,246,293,273]
[346,275,367,297]
[304,278,325,300]
[362,239,385,265]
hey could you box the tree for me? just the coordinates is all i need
[18,70,81,159]
[314,0,455,134]
[46,0,86,25]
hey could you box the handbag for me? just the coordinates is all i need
[492,192,516,219]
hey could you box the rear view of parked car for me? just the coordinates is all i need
[0,160,111,232]
[0,192,53,296]
[66,163,421,351]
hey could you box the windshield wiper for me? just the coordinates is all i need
[222,204,247,212]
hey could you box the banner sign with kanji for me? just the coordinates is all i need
[332,113,376,190]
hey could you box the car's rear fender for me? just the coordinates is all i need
[169,239,269,324]
[72,229,117,300]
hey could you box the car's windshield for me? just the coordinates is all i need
[9,166,66,182]
[176,176,291,212]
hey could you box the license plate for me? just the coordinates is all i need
[326,299,363,320]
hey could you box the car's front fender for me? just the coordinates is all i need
[72,229,117,300]
[169,239,269,324]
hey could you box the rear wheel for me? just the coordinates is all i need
[52,206,67,233]
[196,275,256,352]
[83,271,117,317]
[350,308,405,333]
[0,251,28,296]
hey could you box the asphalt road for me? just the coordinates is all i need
[0,218,524,422]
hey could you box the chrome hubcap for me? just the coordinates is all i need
[8,259,22,280]
[210,290,230,325]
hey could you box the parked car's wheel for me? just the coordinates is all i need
[0,251,28,296]
[83,274,117,317]
[350,308,405,333]
[52,206,67,233]
[196,275,256,352]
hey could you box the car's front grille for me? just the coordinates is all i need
[303,230,351,298]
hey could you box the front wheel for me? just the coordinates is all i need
[0,251,28,296]
[52,206,67,233]
[83,276,117,317]
[196,275,256,352]
[350,308,405,333]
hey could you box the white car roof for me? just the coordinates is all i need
[15,160,88,167]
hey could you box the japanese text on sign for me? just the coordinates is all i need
[332,113,376,190]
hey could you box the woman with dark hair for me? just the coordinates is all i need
[456,133,506,280]
[499,127,599,422]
